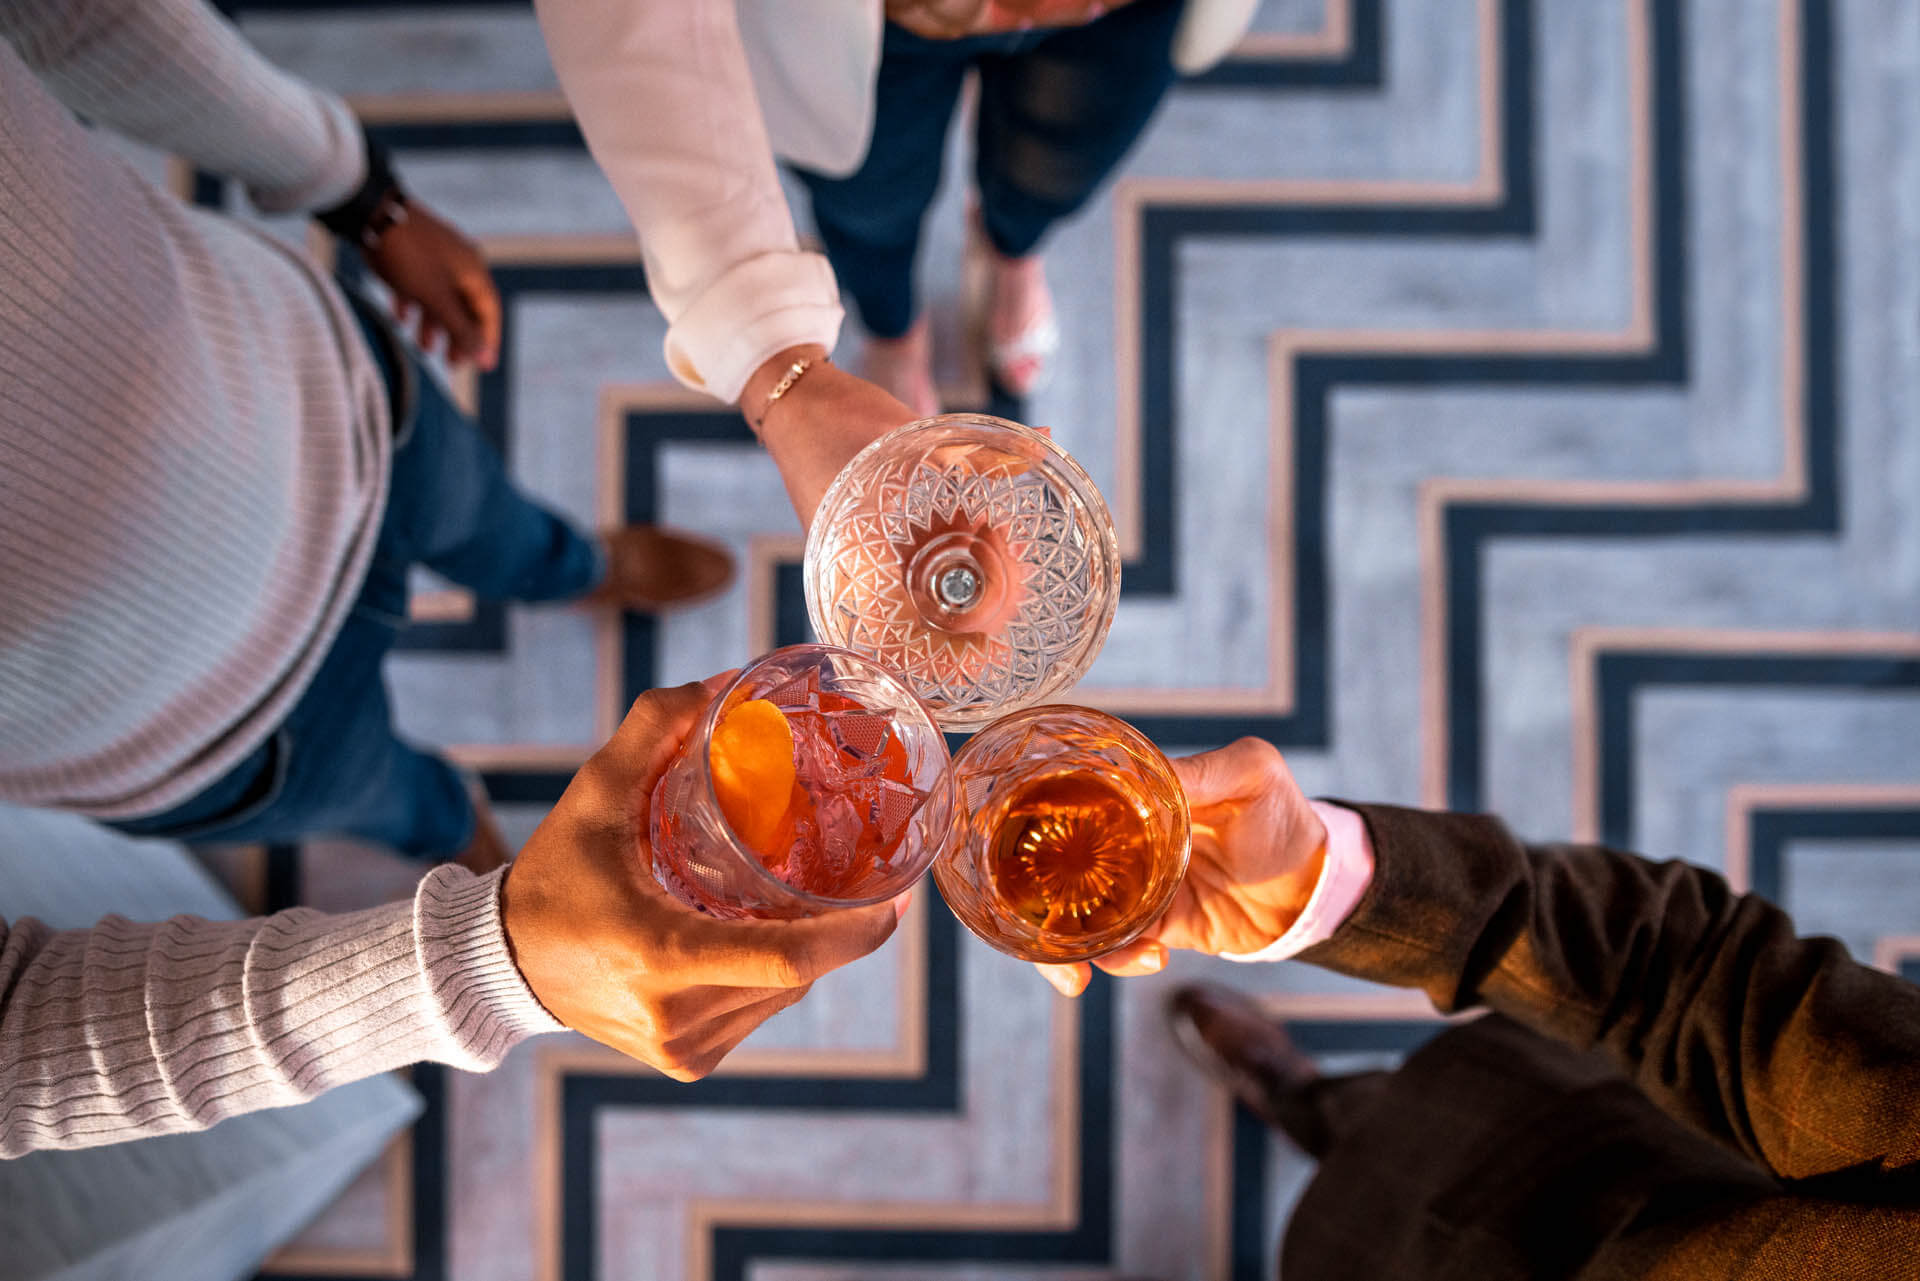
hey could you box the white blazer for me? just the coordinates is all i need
[739,0,1262,175]
[534,0,1259,402]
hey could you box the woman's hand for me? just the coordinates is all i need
[740,345,918,529]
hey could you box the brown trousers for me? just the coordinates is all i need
[1282,804,1920,1279]
[1279,1014,1780,1280]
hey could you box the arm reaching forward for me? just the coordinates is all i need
[0,0,365,211]
[1305,801,1920,1183]
[1061,737,1920,1186]
[0,867,556,1156]
[0,680,904,1155]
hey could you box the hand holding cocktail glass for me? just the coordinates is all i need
[498,679,906,1080]
[1026,735,1333,997]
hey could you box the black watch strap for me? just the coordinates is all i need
[317,124,407,249]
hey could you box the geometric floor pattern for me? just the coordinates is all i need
[139,1,1920,1277]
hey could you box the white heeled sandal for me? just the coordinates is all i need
[964,209,1062,399]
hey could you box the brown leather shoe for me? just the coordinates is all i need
[581,525,733,613]
[1167,983,1321,1134]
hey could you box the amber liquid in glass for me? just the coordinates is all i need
[985,771,1156,937]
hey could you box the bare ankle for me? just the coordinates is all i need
[860,318,938,416]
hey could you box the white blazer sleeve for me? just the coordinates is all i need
[532,0,847,403]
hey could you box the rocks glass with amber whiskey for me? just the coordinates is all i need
[933,706,1191,963]
[803,414,1121,730]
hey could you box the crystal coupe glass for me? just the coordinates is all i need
[803,415,1121,730]
[648,645,955,919]
[933,706,1191,964]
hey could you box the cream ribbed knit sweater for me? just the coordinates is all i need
[0,0,385,818]
[0,0,562,1157]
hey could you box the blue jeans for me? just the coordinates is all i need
[108,297,603,858]
[792,0,1183,338]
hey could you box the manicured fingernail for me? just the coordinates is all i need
[893,889,914,920]
[1139,949,1164,973]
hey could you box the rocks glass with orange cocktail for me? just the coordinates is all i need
[648,645,953,920]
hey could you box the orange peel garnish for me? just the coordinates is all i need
[709,698,797,858]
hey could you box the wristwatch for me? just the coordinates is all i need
[317,124,410,250]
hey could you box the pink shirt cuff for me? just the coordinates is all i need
[1220,801,1375,963]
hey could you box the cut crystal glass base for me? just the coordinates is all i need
[803,415,1121,729]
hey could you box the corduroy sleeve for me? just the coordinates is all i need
[1301,803,1920,1184]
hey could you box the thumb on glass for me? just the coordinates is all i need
[1031,938,1168,999]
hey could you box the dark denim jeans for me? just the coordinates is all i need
[108,296,602,858]
[791,0,1184,337]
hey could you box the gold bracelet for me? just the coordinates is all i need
[763,354,824,416]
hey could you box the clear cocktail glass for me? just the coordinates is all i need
[803,414,1121,730]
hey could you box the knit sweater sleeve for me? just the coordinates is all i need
[0,866,563,1156]
[0,0,365,211]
